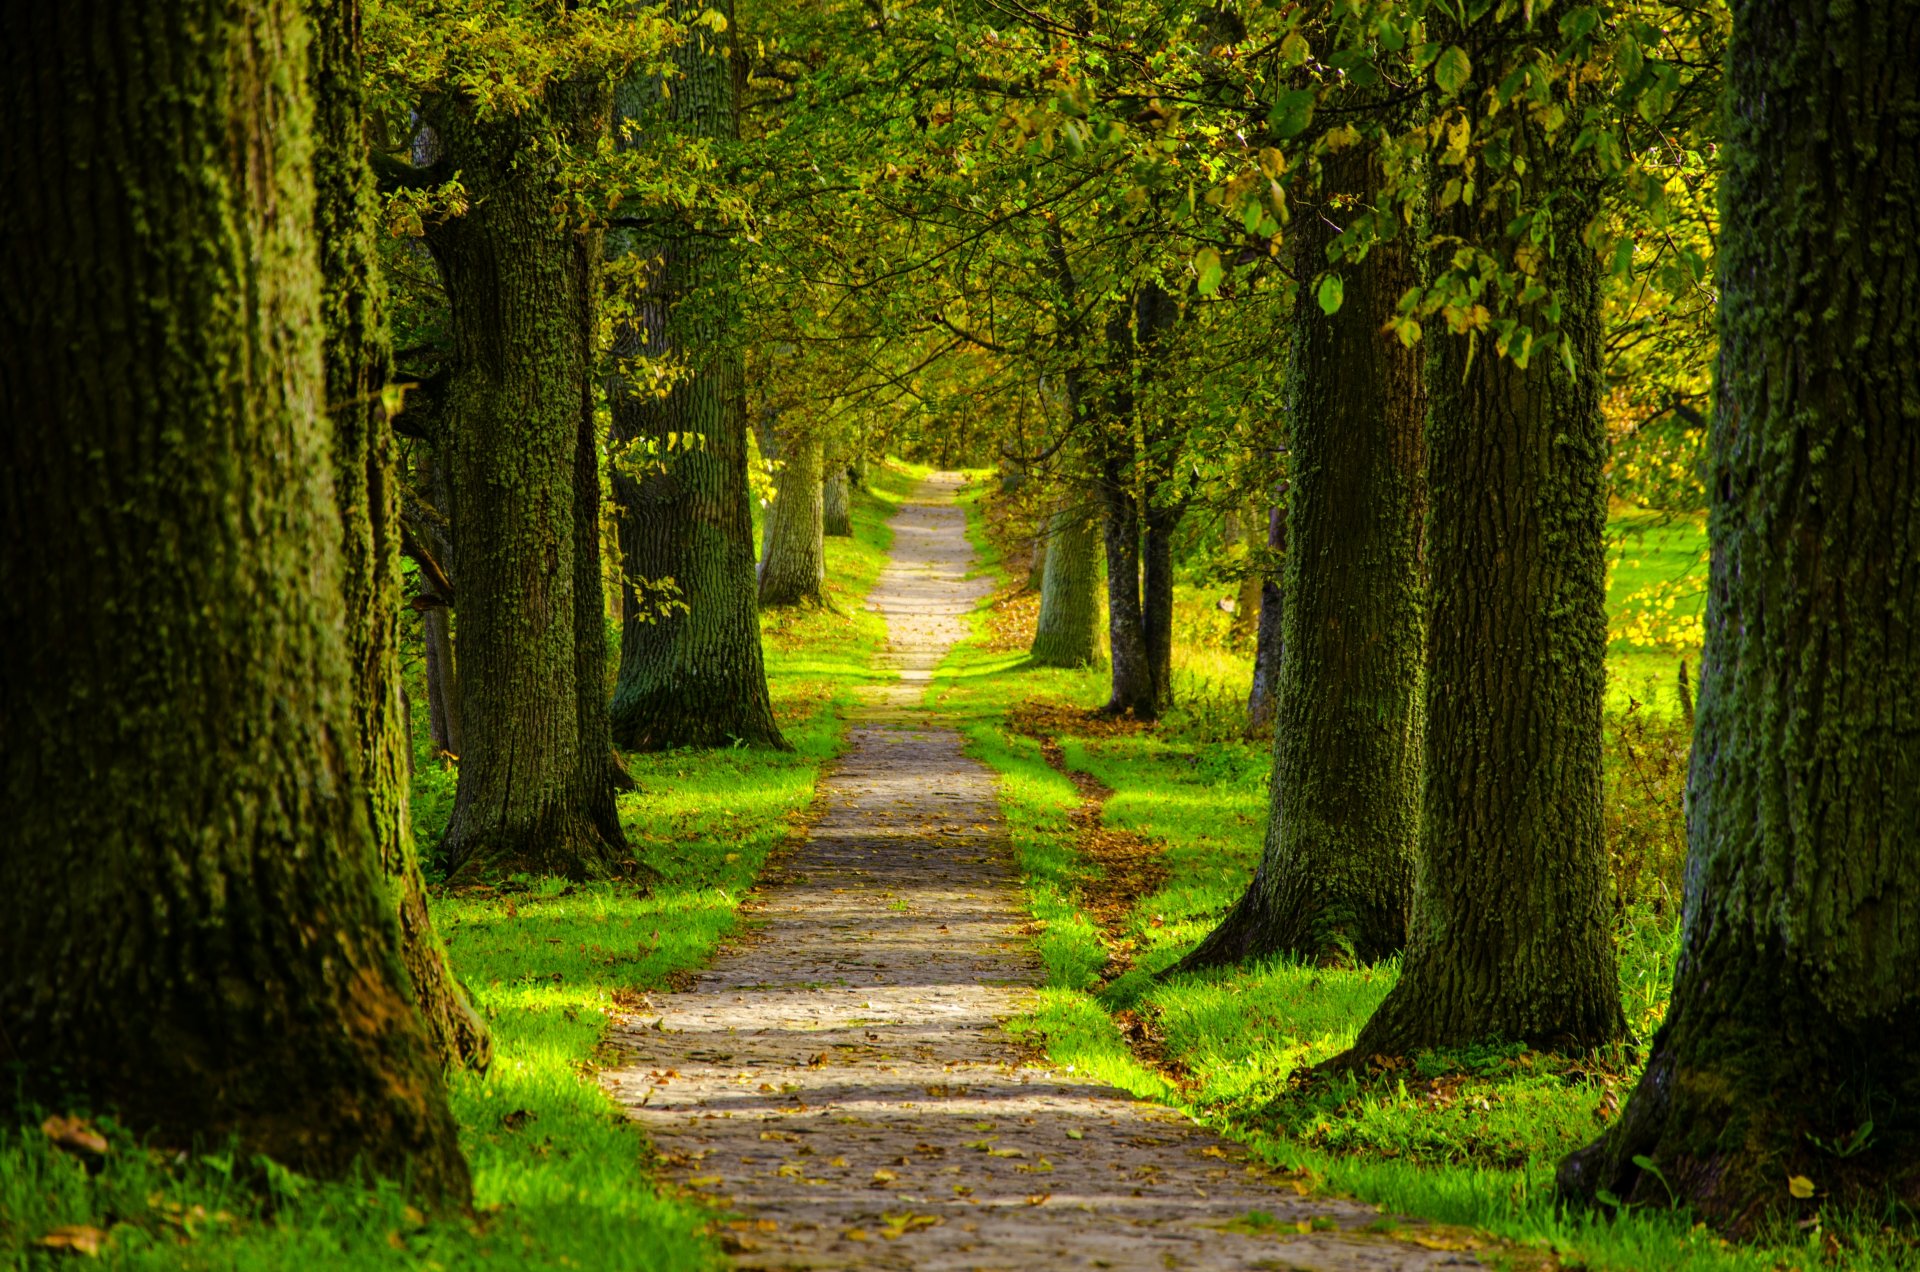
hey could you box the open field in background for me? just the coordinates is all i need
[0,465,923,1269]
[931,476,1915,1271]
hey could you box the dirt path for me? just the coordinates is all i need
[604,474,1482,1270]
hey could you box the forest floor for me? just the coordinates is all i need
[600,474,1489,1271]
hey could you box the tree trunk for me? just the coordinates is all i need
[1557,0,1920,1231]
[760,426,828,607]
[312,0,490,1068]
[1176,149,1423,973]
[606,0,785,751]
[424,82,632,881]
[1142,499,1180,710]
[823,437,853,537]
[423,605,463,757]
[1030,500,1101,667]
[1339,14,1624,1058]
[0,0,468,1204]
[1099,439,1156,718]
[1227,509,1263,647]
[1245,500,1287,733]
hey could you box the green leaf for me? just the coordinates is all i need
[1434,46,1472,95]
[1196,247,1225,296]
[1316,275,1344,315]
[1267,89,1315,140]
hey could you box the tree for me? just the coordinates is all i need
[1176,144,1424,971]
[823,436,853,537]
[0,0,468,1204]
[1337,9,1624,1059]
[1557,0,1920,1229]
[1030,498,1102,667]
[759,424,828,607]
[313,0,490,1066]
[1244,500,1286,733]
[421,70,632,880]
[607,0,786,750]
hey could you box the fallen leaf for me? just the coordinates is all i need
[37,1226,108,1256]
[41,1116,108,1158]
[843,1228,870,1242]
[1065,1128,1085,1140]
[870,1168,898,1186]
[1025,1193,1052,1206]
[1788,1175,1816,1200]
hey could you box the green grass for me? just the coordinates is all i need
[0,463,918,1269]
[930,478,1918,1271]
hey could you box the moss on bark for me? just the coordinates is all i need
[1558,0,1920,1231]
[0,0,468,1204]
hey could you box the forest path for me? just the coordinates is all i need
[603,473,1477,1270]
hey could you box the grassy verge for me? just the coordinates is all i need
[1,462,920,1269]
[929,477,1914,1272]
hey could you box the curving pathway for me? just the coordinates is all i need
[603,473,1482,1270]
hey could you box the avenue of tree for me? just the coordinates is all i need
[1,0,1914,1238]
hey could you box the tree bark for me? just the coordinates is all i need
[1339,13,1624,1058]
[823,437,853,537]
[1245,500,1287,733]
[1227,509,1263,647]
[1098,432,1156,718]
[312,0,490,1068]
[424,81,632,881]
[760,425,828,607]
[1557,0,1920,1231]
[0,0,468,1204]
[1031,499,1101,667]
[1177,149,1424,973]
[606,0,785,751]
[416,448,463,757]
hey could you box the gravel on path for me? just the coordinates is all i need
[603,473,1486,1271]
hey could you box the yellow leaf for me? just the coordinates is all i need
[37,1226,108,1257]
[1788,1175,1816,1199]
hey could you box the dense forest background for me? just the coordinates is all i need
[3,0,1916,1266]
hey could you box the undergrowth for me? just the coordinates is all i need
[0,464,921,1268]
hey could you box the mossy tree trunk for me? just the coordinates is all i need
[760,425,828,607]
[1245,499,1287,733]
[1339,14,1624,1058]
[312,0,490,1067]
[607,0,784,750]
[1031,498,1101,667]
[1177,149,1424,972]
[823,436,853,537]
[1557,0,1920,1231]
[424,83,632,881]
[0,0,468,1204]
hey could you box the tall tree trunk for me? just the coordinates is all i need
[1030,499,1101,667]
[312,0,490,1068]
[1097,300,1157,719]
[1557,0,1920,1231]
[423,605,462,756]
[415,447,463,758]
[1228,509,1263,647]
[1339,14,1624,1058]
[1245,499,1287,732]
[0,0,468,1204]
[425,83,632,881]
[1176,149,1424,973]
[823,436,853,537]
[1137,285,1184,712]
[760,426,828,607]
[1141,499,1180,710]
[1098,434,1156,718]
[606,0,784,750]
